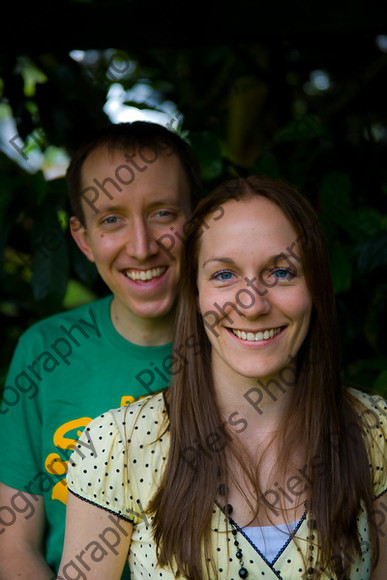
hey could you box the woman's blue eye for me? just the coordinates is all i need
[273,268,295,280]
[213,270,234,280]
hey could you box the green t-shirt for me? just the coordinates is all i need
[0,295,172,576]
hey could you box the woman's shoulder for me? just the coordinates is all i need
[74,393,169,464]
[111,392,169,446]
[347,386,387,421]
[87,391,168,437]
[67,392,169,521]
[346,386,387,437]
[347,387,387,497]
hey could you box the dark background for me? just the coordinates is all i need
[1,0,387,395]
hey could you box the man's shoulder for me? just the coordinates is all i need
[19,295,112,342]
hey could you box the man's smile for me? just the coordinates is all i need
[124,267,167,282]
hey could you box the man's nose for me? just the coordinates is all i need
[124,219,160,262]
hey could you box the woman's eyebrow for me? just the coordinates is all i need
[202,253,297,269]
[202,257,236,268]
[266,252,297,263]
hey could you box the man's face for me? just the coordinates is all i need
[71,145,191,329]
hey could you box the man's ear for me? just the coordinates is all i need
[70,217,95,263]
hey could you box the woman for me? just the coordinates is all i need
[59,176,386,579]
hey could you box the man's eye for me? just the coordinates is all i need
[154,210,175,218]
[101,216,120,224]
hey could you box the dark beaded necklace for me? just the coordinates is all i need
[224,503,249,579]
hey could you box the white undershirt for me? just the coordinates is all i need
[243,521,298,563]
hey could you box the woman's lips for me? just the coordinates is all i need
[228,326,285,343]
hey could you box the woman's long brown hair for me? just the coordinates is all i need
[148,176,378,579]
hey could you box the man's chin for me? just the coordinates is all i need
[124,300,177,321]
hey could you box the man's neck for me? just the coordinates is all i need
[110,299,174,346]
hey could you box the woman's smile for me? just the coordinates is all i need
[227,325,285,343]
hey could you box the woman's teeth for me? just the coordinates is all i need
[125,267,166,281]
[231,328,282,341]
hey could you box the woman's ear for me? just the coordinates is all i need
[69,217,95,263]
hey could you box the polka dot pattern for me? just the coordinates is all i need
[67,389,386,579]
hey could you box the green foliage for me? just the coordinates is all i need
[1,41,386,396]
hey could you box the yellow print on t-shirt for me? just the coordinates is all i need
[44,395,140,505]
[44,417,93,505]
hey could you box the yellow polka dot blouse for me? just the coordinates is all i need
[67,388,386,579]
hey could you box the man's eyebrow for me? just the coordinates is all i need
[87,198,187,220]
[148,199,185,208]
[96,199,183,211]
[89,204,127,216]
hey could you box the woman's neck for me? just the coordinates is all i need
[212,366,295,437]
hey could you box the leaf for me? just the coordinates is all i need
[354,207,383,236]
[188,131,223,181]
[274,115,323,143]
[28,170,48,205]
[31,204,69,306]
[356,231,387,273]
[63,279,98,310]
[373,370,387,397]
[318,173,373,242]
[250,153,280,178]
[329,244,352,294]
[320,172,352,213]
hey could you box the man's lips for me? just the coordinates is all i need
[228,327,284,342]
[123,266,167,282]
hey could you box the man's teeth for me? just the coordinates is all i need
[125,267,166,281]
[232,328,282,341]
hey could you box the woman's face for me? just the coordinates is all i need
[197,196,312,385]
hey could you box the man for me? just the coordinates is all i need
[0,121,201,578]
